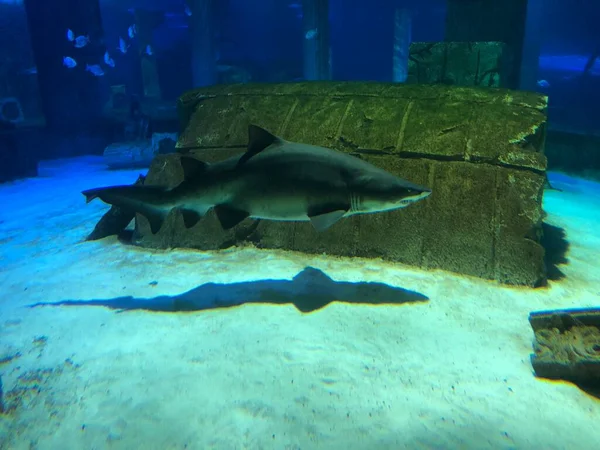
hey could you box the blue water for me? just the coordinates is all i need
[1,1,600,449]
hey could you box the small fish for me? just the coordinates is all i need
[288,3,302,9]
[66,29,75,42]
[305,28,318,40]
[144,44,153,56]
[117,37,129,54]
[128,24,136,39]
[86,64,104,76]
[73,35,90,48]
[104,51,115,68]
[63,56,77,68]
[184,4,192,16]
[19,67,38,75]
[537,79,550,88]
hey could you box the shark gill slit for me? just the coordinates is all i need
[350,192,361,213]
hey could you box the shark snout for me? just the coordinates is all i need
[418,188,432,199]
[397,185,431,207]
[407,184,431,197]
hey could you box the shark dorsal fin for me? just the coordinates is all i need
[179,155,208,180]
[237,124,283,167]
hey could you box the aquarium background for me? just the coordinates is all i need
[1,0,599,165]
[1,1,600,449]
[0,0,599,179]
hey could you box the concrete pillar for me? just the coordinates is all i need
[133,9,164,99]
[23,0,105,130]
[189,0,217,87]
[520,0,543,91]
[445,0,529,89]
[392,8,411,83]
[303,0,331,81]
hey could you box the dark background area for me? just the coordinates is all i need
[0,0,599,180]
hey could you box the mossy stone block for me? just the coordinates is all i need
[130,81,548,286]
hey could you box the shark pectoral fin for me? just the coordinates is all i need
[179,156,208,180]
[308,207,348,232]
[214,204,250,230]
[236,124,284,167]
[178,208,202,229]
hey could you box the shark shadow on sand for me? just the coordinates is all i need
[28,267,429,314]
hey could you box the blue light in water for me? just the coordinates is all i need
[539,54,600,76]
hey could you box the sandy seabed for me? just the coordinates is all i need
[0,156,599,450]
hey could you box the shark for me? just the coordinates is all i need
[82,124,432,233]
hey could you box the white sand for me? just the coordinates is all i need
[0,156,599,450]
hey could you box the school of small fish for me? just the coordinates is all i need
[64,27,109,75]
[62,13,160,78]
[24,5,197,78]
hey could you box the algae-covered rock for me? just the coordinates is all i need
[407,42,511,87]
[131,81,548,286]
[529,309,600,385]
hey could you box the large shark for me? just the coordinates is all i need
[83,125,432,233]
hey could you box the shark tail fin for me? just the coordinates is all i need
[82,185,170,234]
[82,185,167,203]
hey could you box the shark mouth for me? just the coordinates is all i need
[400,191,431,206]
